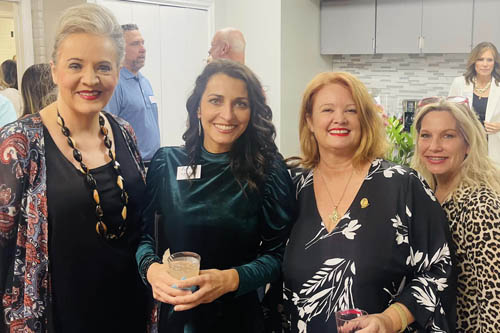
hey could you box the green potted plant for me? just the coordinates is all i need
[385,116,414,166]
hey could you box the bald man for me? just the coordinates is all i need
[208,27,246,64]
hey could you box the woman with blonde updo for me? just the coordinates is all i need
[0,4,148,332]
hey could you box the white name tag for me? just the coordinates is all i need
[149,95,157,104]
[176,165,201,180]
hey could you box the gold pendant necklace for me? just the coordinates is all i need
[317,167,354,226]
[329,208,339,225]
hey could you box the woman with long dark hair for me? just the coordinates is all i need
[136,59,295,332]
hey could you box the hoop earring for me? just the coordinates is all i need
[198,118,202,137]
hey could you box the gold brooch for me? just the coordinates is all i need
[360,198,369,208]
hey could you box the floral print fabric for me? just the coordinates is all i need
[0,113,144,332]
[283,159,456,332]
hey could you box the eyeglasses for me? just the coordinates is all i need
[417,96,469,108]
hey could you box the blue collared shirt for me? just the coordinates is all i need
[105,67,161,161]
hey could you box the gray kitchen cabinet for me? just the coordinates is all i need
[321,0,473,54]
[320,0,375,54]
[376,0,422,53]
[472,0,500,48]
[421,0,473,53]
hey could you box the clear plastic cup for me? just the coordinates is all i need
[335,308,367,333]
[166,251,201,280]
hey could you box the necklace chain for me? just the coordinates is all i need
[56,110,129,240]
[473,77,491,95]
[317,167,354,226]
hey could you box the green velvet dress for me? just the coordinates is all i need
[136,146,295,332]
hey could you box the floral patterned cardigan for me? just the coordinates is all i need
[0,113,145,332]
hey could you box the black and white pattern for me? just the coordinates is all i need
[283,159,455,332]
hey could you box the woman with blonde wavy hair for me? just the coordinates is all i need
[412,97,500,331]
[283,72,456,332]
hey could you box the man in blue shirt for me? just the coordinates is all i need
[105,24,161,163]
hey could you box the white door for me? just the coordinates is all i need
[96,0,211,147]
[0,17,16,63]
[159,5,209,146]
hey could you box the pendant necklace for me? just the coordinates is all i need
[473,77,491,99]
[317,167,354,226]
[56,110,129,240]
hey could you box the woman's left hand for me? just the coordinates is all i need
[342,313,394,333]
[170,268,239,311]
[484,121,500,134]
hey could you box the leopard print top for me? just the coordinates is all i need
[442,185,500,332]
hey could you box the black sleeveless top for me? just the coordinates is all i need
[45,114,148,332]
[473,93,488,124]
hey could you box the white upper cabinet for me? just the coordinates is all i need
[472,0,500,48]
[421,0,473,53]
[376,0,422,53]
[320,0,376,54]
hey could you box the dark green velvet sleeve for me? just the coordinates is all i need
[234,158,295,296]
[136,148,167,285]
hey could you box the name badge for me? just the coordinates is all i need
[177,165,201,180]
[149,95,157,104]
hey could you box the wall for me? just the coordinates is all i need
[0,6,16,63]
[30,0,85,63]
[31,0,45,63]
[331,53,468,118]
[214,0,282,147]
[280,0,331,157]
[43,0,84,62]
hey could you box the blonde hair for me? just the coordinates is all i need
[52,3,124,66]
[411,100,500,195]
[298,71,387,169]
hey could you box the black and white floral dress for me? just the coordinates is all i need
[283,159,456,332]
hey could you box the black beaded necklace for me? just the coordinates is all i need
[56,110,128,240]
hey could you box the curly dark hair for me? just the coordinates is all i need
[183,59,278,191]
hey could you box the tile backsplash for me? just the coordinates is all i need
[332,54,468,117]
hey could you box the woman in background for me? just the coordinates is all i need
[0,60,22,117]
[1,60,18,90]
[0,4,148,331]
[137,59,295,332]
[449,42,500,164]
[412,97,500,331]
[20,63,57,116]
[283,72,456,332]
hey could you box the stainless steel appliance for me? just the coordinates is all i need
[402,99,419,131]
